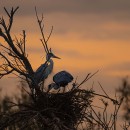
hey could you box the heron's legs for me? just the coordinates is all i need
[41,81,45,92]
[63,87,66,93]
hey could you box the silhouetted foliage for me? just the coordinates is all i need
[117,77,130,122]
[0,80,126,130]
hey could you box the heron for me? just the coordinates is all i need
[34,42,60,86]
[48,71,73,92]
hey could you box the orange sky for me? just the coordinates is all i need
[0,1,130,129]
[0,0,130,93]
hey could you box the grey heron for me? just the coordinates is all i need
[34,43,60,85]
[48,71,73,92]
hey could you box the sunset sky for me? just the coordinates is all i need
[0,1,130,129]
[0,0,130,96]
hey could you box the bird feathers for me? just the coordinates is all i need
[53,71,73,87]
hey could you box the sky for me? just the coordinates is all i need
[0,0,130,91]
[0,0,130,93]
[0,0,130,128]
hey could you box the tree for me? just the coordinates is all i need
[117,77,130,122]
[0,7,127,130]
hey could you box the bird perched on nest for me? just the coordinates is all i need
[48,71,73,92]
[34,43,60,86]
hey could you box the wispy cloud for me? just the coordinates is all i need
[1,0,130,15]
[1,0,130,41]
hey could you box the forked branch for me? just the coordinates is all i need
[35,7,53,54]
[0,7,34,84]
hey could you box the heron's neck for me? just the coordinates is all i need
[45,54,51,65]
[46,54,51,61]
[49,59,53,64]
[49,59,53,68]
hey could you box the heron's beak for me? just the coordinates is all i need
[52,55,61,59]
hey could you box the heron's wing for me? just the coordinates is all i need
[42,59,53,79]
[34,60,53,84]
[53,71,73,85]
[34,64,47,83]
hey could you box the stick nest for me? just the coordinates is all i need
[0,88,94,130]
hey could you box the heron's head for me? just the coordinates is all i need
[46,48,60,60]
[42,41,60,60]
[48,83,59,91]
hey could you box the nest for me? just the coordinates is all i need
[0,88,94,130]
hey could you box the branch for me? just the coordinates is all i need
[46,26,53,43]
[0,67,14,79]
[4,7,19,32]
[35,7,52,54]
[91,92,119,105]
[0,52,27,77]
[77,70,99,88]
[0,7,34,76]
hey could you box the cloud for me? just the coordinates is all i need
[1,0,130,15]
[1,0,130,41]
[105,62,130,72]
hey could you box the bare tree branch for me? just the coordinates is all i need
[0,67,14,79]
[0,7,34,76]
[35,7,51,54]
